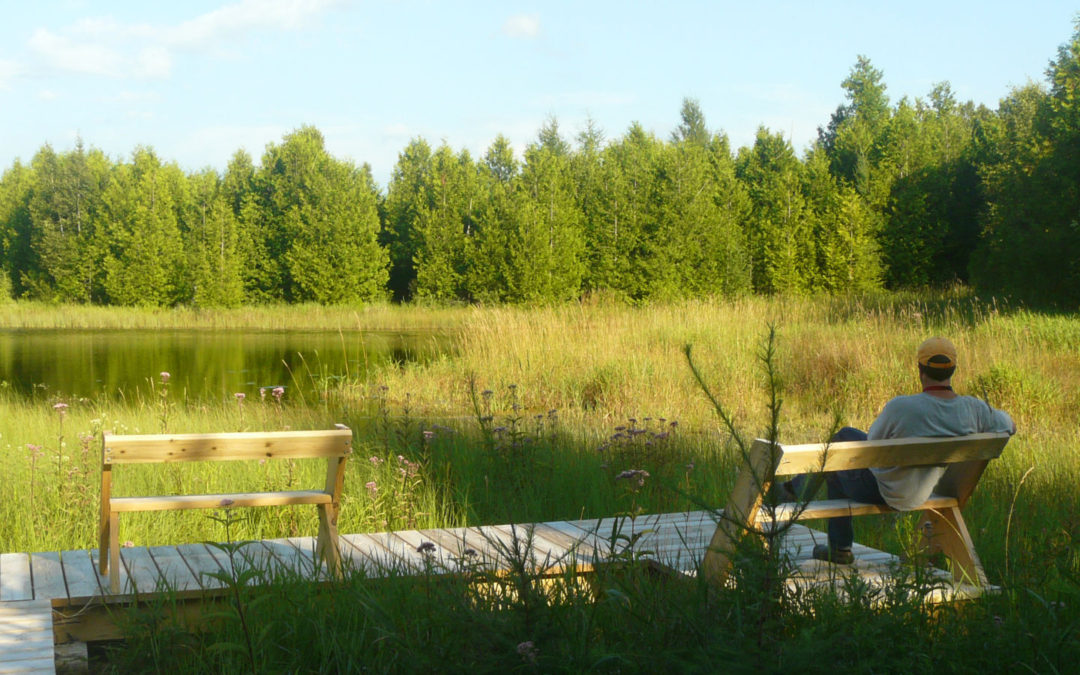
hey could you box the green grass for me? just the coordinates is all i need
[1,294,1077,671]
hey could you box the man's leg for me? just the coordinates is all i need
[786,426,867,501]
[817,428,886,563]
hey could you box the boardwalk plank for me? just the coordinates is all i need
[0,554,33,602]
[29,552,67,602]
[0,599,53,675]
[335,534,386,574]
[146,546,202,593]
[0,512,986,620]
[118,547,161,596]
[59,550,104,602]
[174,544,227,591]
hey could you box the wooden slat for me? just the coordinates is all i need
[759,495,961,522]
[0,553,33,602]
[339,533,399,574]
[117,546,163,595]
[103,428,352,464]
[0,599,54,674]
[489,524,577,572]
[111,490,332,512]
[259,539,322,579]
[173,544,227,591]
[29,553,66,602]
[145,546,202,593]
[774,432,1010,475]
[59,550,104,603]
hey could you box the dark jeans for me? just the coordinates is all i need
[787,426,885,549]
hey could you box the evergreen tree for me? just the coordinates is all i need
[262,127,388,303]
[383,138,434,301]
[467,135,519,302]
[736,128,811,293]
[413,146,478,301]
[99,147,187,306]
[187,169,244,307]
[0,161,34,298]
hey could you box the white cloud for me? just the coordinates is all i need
[38,89,59,100]
[29,28,124,77]
[502,13,540,39]
[170,0,345,47]
[26,0,345,80]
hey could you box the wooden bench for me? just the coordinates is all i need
[99,426,353,593]
[701,432,1011,587]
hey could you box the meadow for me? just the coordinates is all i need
[0,293,1077,671]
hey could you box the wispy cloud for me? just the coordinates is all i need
[27,0,345,80]
[502,13,540,39]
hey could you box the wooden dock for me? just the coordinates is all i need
[0,511,983,671]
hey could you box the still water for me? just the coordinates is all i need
[0,329,448,402]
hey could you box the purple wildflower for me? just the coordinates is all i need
[160,372,170,384]
[517,641,538,664]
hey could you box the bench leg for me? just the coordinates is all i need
[109,512,121,593]
[98,514,110,576]
[316,503,342,579]
[702,440,774,586]
[918,506,988,587]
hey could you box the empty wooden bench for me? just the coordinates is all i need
[702,432,1011,587]
[99,426,352,592]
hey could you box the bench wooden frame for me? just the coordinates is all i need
[701,432,1011,587]
[99,426,353,593]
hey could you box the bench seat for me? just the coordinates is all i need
[110,490,335,512]
[760,494,961,522]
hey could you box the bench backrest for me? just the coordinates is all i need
[765,432,1010,507]
[769,432,1011,476]
[102,428,353,465]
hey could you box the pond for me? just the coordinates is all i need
[0,329,449,402]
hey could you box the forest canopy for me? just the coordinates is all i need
[2,24,1079,309]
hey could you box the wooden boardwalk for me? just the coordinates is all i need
[0,511,983,669]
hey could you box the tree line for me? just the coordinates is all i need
[2,25,1079,309]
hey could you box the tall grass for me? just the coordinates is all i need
[1,294,1077,591]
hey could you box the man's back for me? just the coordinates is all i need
[868,393,1015,509]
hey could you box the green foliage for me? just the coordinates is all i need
[4,24,1080,307]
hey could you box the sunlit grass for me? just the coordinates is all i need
[0,293,1076,592]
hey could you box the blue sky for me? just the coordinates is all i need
[1,1,1076,188]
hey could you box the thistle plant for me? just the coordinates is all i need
[234,392,246,430]
[158,371,171,433]
[53,401,68,481]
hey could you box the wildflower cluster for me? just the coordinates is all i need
[597,416,679,472]
[470,380,558,463]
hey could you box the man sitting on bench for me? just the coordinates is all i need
[781,337,1016,564]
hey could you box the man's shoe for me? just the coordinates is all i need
[812,544,854,565]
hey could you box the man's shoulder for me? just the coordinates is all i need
[881,393,925,410]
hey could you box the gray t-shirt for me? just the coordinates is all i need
[867,394,1015,510]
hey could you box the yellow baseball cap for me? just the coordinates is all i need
[917,337,957,369]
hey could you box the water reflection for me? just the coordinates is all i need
[0,329,447,402]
